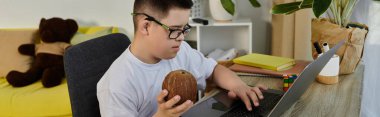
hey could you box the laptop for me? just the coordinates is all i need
[182,40,345,117]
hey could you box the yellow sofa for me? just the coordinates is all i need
[0,27,118,116]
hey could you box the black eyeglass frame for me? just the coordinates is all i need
[131,13,192,40]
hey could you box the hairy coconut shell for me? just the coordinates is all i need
[162,70,197,106]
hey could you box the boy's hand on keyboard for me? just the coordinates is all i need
[227,84,268,111]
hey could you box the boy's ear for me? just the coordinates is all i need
[139,21,150,35]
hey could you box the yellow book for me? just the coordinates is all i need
[232,53,295,71]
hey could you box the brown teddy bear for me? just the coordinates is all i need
[6,17,78,88]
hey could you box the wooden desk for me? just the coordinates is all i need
[203,63,364,116]
[235,64,363,117]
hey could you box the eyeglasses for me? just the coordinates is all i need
[131,13,192,40]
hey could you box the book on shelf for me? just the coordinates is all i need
[229,60,310,77]
[232,53,296,71]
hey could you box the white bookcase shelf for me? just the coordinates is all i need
[186,18,252,56]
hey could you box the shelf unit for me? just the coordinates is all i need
[186,18,252,56]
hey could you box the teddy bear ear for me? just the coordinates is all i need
[66,19,78,34]
[39,18,47,29]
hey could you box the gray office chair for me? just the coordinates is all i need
[64,33,130,117]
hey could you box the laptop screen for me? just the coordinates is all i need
[182,91,235,117]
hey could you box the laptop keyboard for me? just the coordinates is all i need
[221,91,283,117]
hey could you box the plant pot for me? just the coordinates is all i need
[311,18,368,75]
[209,0,233,21]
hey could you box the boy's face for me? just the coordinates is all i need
[146,8,190,60]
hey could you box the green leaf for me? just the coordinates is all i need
[271,1,313,15]
[221,0,235,15]
[249,0,261,7]
[284,3,312,14]
[271,2,302,14]
[300,0,313,8]
[312,0,332,18]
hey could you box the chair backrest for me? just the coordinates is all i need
[64,33,130,117]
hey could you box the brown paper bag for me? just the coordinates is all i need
[311,18,368,75]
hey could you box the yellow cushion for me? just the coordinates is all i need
[71,27,119,45]
[0,26,119,116]
[0,77,72,117]
[77,26,119,34]
[0,29,38,77]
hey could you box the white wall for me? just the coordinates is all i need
[0,0,272,54]
[236,0,272,54]
[0,0,135,38]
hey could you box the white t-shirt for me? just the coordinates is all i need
[97,41,217,117]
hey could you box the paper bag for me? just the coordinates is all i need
[311,18,368,75]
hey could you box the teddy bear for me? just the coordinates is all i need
[6,17,78,88]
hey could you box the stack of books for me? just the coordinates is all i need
[230,53,309,78]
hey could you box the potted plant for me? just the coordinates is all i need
[271,0,368,75]
[210,0,260,21]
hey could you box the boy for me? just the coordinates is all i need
[97,0,267,117]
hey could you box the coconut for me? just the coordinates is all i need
[162,70,197,106]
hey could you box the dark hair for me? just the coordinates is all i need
[133,0,193,31]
